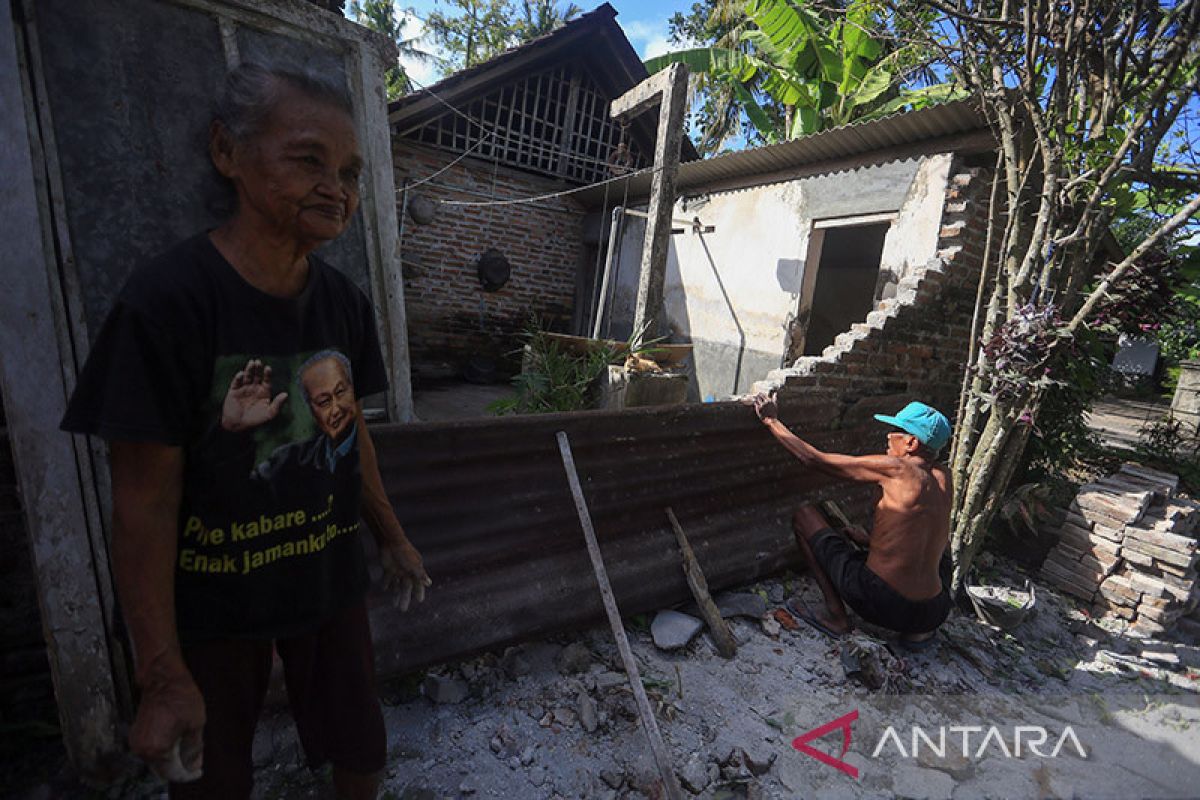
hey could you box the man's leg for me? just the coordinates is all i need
[791,504,851,634]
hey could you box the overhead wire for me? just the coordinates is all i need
[397,73,649,207]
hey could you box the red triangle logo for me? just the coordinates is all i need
[791,709,860,779]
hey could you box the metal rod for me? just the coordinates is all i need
[557,433,684,800]
[592,206,624,340]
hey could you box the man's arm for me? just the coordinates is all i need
[109,440,204,781]
[753,394,901,484]
[355,408,432,610]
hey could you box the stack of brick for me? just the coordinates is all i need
[1040,464,1200,637]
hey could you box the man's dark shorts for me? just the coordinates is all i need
[809,528,952,634]
[169,600,385,799]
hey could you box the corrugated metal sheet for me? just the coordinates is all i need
[577,99,991,207]
[367,400,879,673]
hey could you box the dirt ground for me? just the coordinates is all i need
[34,551,1198,800]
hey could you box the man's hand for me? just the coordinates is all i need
[752,392,778,423]
[220,358,287,433]
[130,669,206,783]
[380,538,433,612]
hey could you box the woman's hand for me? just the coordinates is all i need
[380,538,432,612]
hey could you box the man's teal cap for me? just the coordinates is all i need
[874,402,951,452]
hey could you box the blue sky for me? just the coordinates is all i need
[395,1,693,87]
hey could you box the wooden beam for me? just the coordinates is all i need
[1,0,121,775]
[666,508,737,659]
[557,433,684,800]
[610,63,688,339]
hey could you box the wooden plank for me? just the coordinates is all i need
[665,507,737,659]
[1,0,121,773]
[557,433,683,800]
[351,39,414,422]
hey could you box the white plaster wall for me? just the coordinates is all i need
[607,155,954,397]
[878,153,954,296]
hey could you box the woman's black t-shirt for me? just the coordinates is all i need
[61,233,388,642]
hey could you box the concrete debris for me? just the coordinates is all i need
[715,592,769,620]
[208,548,1200,800]
[893,764,956,800]
[678,754,709,793]
[422,674,469,704]
[557,642,593,674]
[651,609,705,650]
[577,691,599,733]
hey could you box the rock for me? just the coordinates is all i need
[600,769,624,790]
[716,592,769,619]
[507,756,521,771]
[679,754,710,793]
[399,788,438,800]
[422,674,469,704]
[500,647,531,678]
[520,745,536,766]
[529,766,547,787]
[578,691,599,732]
[458,779,477,795]
[558,642,593,674]
[740,744,777,776]
[553,707,577,727]
[917,747,972,780]
[761,617,782,637]
[652,610,705,650]
[489,736,503,754]
[892,764,954,800]
[777,757,808,795]
[595,671,626,690]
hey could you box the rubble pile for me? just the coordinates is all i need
[1040,463,1200,636]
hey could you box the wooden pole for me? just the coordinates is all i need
[557,432,683,800]
[665,507,737,658]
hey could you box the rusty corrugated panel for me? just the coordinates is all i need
[578,99,991,207]
[366,401,879,674]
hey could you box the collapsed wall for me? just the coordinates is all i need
[752,157,994,428]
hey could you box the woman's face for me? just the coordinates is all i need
[215,83,362,247]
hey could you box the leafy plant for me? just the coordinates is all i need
[647,0,957,147]
[488,317,675,415]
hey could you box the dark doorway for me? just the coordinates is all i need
[802,223,890,356]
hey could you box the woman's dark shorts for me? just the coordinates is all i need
[170,599,386,799]
[809,528,952,634]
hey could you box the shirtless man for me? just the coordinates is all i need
[753,396,954,646]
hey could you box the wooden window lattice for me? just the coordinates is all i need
[410,64,645,184]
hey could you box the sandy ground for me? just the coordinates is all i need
[236,555,1199,800]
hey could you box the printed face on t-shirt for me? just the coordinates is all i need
[300,357,357,442]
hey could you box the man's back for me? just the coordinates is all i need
[866,459,952,601]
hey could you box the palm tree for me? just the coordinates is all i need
[350,0,434,98]
[514,0,583,42]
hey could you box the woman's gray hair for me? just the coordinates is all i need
[214,61,354,143]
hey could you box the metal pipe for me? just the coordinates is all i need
[592,206,624,340]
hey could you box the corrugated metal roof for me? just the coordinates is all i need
[577,99,992,206]
[366,398,880,674]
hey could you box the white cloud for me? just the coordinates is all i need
[397,9,446,88]
[619,18,677,62]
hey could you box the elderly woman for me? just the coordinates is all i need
[61,63,430,799]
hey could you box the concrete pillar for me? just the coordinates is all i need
[1170,359,1200,441]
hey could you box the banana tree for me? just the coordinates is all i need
[646,0,957,144]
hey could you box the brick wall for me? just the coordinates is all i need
[0,395,56,740]
[754,156,995,443]
[392,141,588,371]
